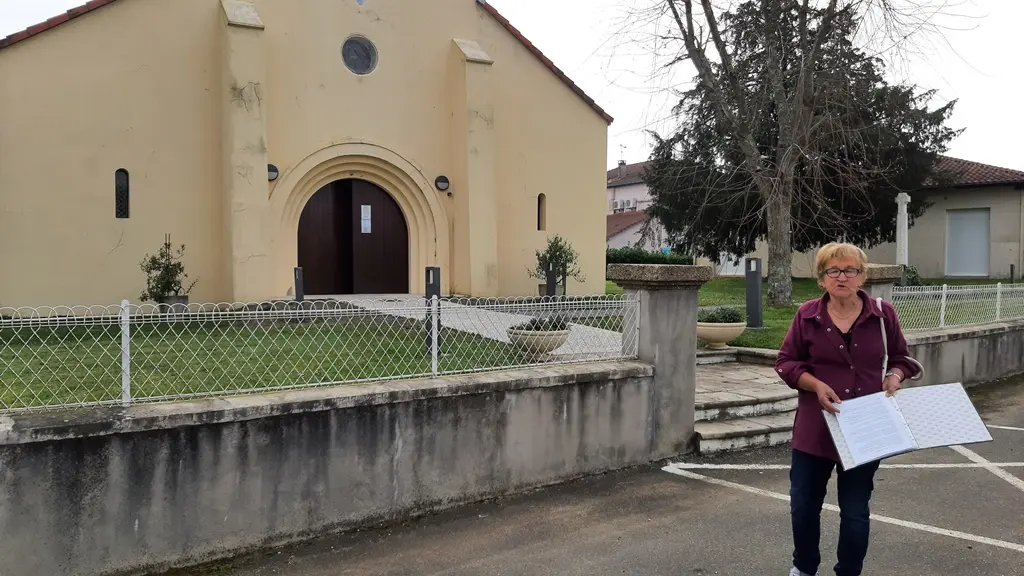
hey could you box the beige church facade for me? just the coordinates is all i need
[0,0,611,308]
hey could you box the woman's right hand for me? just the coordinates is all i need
[814,382,842,414]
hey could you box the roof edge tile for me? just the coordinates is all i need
[476,0,613,125]
[1,0,119,50]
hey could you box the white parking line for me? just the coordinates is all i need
[989,425,1024,432]
[667,462,1024,470]
[662,465,1024,554]
[949,445,1024,493]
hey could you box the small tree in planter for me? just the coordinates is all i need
[140,234,197,312]
[507,314,571,360]
[696,306,746,350]
[527,235,585,296]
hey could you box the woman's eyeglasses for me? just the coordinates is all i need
[824,267,862,279]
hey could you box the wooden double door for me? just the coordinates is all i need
[297,179,409,295]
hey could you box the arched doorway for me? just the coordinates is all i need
[297,178,410,295]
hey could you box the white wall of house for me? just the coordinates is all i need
[866,185,1024,279]
[607,219,667,251]
[607,183,653,214]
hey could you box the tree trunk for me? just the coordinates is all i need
[765,183,794,307]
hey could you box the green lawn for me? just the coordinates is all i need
[696,277,823,306]
[0,315,531,411]
[724,306,801,350]
[921,277,1005,286]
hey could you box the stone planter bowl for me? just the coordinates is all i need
[696,322,747,350]
[507,328,570,357]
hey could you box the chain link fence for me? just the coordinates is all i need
[892,283,1024,331]
[0,294,639,414]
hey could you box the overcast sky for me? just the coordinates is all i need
[2,0,1020,171]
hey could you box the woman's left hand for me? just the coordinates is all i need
[883,374,903,396]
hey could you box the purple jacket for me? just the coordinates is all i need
[775,289,920,463]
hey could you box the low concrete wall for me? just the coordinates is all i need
[695,320,1024,388]
[907,319,1024,387]
[0,361,672,576]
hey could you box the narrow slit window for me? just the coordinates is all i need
[537,193,546,231]
[115,169,130,219]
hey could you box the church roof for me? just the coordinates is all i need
[0,0,614,125]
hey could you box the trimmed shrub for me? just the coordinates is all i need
[697,306,744,323]
[896,264,923,287]
[606,246,694,266]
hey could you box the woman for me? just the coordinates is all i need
[776,242,920,576]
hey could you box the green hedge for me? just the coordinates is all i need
[896,264,923,287]
[606,246,694,265]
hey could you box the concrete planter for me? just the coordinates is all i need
[696,322,747,350]
[507,328,570,358]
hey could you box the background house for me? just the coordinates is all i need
[866,157,1024,279]
[0,0,611,307]
[605,160,668,253]
[605,156,1024,280]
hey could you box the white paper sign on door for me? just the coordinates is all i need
[360,205,371,233]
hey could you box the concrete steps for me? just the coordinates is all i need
[695,412,795,454]
[693,356,796,455]
[696,389,797,422]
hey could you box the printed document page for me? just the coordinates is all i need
[888,383,993,449]
[833,392,918,466]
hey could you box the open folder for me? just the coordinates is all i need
[822,383,993,470]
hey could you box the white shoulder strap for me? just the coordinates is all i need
[875,295,926,382]
[877,297,888,381]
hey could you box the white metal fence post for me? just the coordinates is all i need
[120,299,132,405]
[996,282,1003,321]
[939,284,948,328]
[430,295,439,376]
[634,297,641,357]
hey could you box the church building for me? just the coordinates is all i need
[0,0,612,307]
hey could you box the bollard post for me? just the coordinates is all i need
[745,257,763,328]
[545,263,558,298]
[294,267,305,302]
[425,266,442,355]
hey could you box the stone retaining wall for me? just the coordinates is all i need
[906,319,1024,387]
[0,362,666,576]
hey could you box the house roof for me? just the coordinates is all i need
[607,161,649,188]
[607,210,648,239]
[934,156,1024,188]
[605,156,1024,189]
[0,0,614,126]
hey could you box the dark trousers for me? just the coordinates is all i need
[790,449,880,576]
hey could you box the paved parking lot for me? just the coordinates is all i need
[191,379,1024,576]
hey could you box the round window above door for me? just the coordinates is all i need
[341,35,378,75]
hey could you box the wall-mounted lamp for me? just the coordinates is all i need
[268,164,280,182]
[434,175,450,192]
